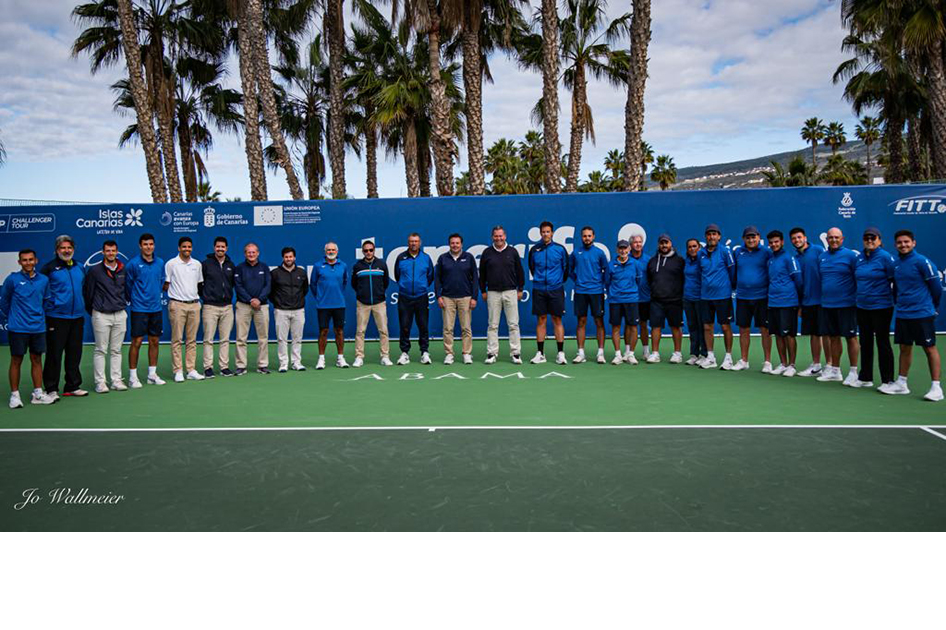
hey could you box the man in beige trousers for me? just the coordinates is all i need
[350,240,392,367]
[164,236,205,382]
[435,234,479,365]
[198,236,236,377]
[479,226,525,365]
[233,243,272,375]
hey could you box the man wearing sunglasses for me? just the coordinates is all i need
[854,228,896,390]
[351,241,392,367]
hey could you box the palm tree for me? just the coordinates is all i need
[819,153,868,185]
[855,115,881,181]
[650,154,676,190]
[786,154,818,186]
[347,17,385,198]
[578,170,610,192]
[825,121,847,154]
[326,0,348,198]
[622,0,650,192]
[762,160,789,187]
[228,0,267,200]
[901,0,946,179]
[485,137,527,194]
[540,0,564,193]
[800,117,826,168]
[518,130,547,192]
[603,149,624,189]
[197,180,222,201]
[0,130,7,168]
[639,139,654,189]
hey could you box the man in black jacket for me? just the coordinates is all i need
[351,240,391,367]
[82,240,128,393]
[199,236,236,377]
[646,234,686,364]
[479,225,525,364]
[271,246,309,373]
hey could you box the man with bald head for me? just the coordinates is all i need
[816,227,860,385]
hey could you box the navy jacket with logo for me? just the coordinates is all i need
[528,241,569,291]
[199,253,236,307]
[894,250,943,319]
[351,258,389,305]
[854,247,896,310]
[82,260,127,314]
[395,251,434,299]
[234,260,271,304]
[435,251,479,298]
[40,256,85,319]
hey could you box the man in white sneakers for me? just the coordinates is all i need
[310,242,350,369]
[271,247,309,373]
[82,240,129,393]
[164,236,205,383]
[436,234,478,365]
[479,226,525,364]
[126,233,167,387]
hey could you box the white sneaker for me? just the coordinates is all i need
[646,352,660,364]
[95,382,110,394]
[397,353,410,366]
[530,352,547,365]
[31,391,55,405]
[626,353,639,365]
[720,355,734,370]
[111,380,128,391]
[174,371,185,383]
[511,355,523,365]
[462,354,473,365]
[46,391,60,403]
[337,356,350,368]
[842,370,859,387]
[420,352,432,365]
[292,364,306,371]
[761,361,773,374]
[380,357,394,366]
[130,378,143,389]
[770,364,787,376]
[852,380,874,388]
[797,363,822,377]
[186,370,205,381]
[352,357,364,368]
[444,354,454,365]
[731,359,749,372]
[316,356,326,370]
[596,351,606,364]
[817,368,843,382]
[555,352,567,365]
[147,373,165,386]
[701,355,718,369]
[878,381,909,395]
[670,352,683,364]
[686,355,698,366]
[484,354,497,364]
[9,392,22,409]
[611,353,624,365]
[782,365,797,378]
[572,353,586,364]
[924,385,943,402]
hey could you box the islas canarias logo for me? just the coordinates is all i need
[891,194,946,216]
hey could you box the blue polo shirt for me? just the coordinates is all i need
[698,245,735,300]
[630,252,651,301]
[767,250,802,308]
[683,255,702,301]
[894,250,943,319]
[310,259,349,309]
[855,247,896,310]
[125,255,166,313]
[818,247,858,308]
[0,270,51,333]
[570,244,609,294]
[734,245,772,300]
[795,243,824,306]
[607,257,640,304]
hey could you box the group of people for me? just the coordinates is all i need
[0,221,942,408]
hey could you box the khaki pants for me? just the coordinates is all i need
[355,301,390,359]
[91,310,126,386]
[442,296,473,356]
[235,301,270,369]
[169,300,201,373]
[487,290,521,356]
[202,304,234,370]
[275,308,305,370]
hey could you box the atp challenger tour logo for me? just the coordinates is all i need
[891,194,946,216]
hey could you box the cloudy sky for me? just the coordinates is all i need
[0,0,860,203]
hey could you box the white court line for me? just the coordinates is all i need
[0,424,945,433]
[920,427,946,442]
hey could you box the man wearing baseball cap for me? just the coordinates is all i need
[732,225,773,372]
[607,239,641,364]
[646,234,685,363]
[697,224,736,369]
[854,227,896,389]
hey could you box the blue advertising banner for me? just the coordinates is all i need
[1,184,944,343]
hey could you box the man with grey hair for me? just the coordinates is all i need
[311,241,349,369]
[233,243,271,375]
[479,225,525,364]
[41,234,88,399]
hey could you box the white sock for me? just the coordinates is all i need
[897,375,908,385]
[932,381,941,388]
[597,347,604,356]
[129,368,139,381]
[849,367,857,375]
[642,345,650,356]
[33,388,43,396]
[724,353,732,361]
[578,348,585,356]
[319,354,325,359]
[624,344,631,354]
[148,366,157,377]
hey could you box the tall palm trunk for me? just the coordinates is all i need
[926,38,946,179]
[461,13,485,195]
[908,115,922,181]
[425,0,454,196]
[418,137,432,197]
[303,149,320,199]
[236,6,267,201]
[115,0,167,203]
[622,0,650,192]
[564,65,587,192]
[365,110,379,198]
[540,0,562,193]
[246,0,304,200]
[403,118,421,197]
[865,141,872,183]
[146,38,183,203]
[178,110,198,202]
[326,0,347,198]
[885,112,905,183]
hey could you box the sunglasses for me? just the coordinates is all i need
[863,235,877,241]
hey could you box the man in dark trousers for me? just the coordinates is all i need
[480,225,525,364]
[394,233,435,365]
[199,236,236,378]
[82,239,128,393]
[646,234,686,364]
[41,234,87,400]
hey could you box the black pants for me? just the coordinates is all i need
[684,299,707,357]
[857,307,894,384]
[43,316,84,393]
[398,295,429,353]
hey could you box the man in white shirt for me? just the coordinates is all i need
[164,236,205,382]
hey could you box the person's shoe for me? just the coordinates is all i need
[353,357,365,368]
[817,368,843,382]
[337,356,350,368]
[555,352,567,365]
[380,357,394,366]
[316,356,326,370]
[419,352,432,365]
[233,368,246,377]
[256,367,271,374]
[797,363,822,377]
[530,352,547,364]
[842,370,859,387]
[761,361,773,374]
[852,379,874,388]
[203,368,215,379]
[111,380,128,391]
[45,391,60,403]
[670,352,684,364]
[186,370,205,381]
[511,354,523,365]
[63,389,89,397]
[596,351,606,364]
[95,382,110,394]
[444,354,455,366]
[220,368,235,377]
[9,392,22,409]
[782,365,797,378]
[625,353,639,365]
[572,353,586,364]
[278,366,288,373]
[701,355,718,369]
[462,354,473,365]
[129,378,143,389]
[484,354,497,365]
[923,384,943,402]
[878,381,909,395]
[685,355,698,366]
[646,352,661,364]
[731,359,749,372]
[770,364,787,376]
[31,391,55,405]
[397,353,410,366]
[720,355,734,370]
[174,371,185,383]
[292,364,306,372]
[611,353,624,365]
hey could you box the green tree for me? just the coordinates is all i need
[800,117,826,168]
[639,140,654,190]
[603,149,625,189]
[855,115,882,181]
[825,121,848,154]
[578,170,611,192]
[819,153,868,185]
[650,154,676,190]
[197,180,222,201]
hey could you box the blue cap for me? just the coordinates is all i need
[658,233,671,243]
[705,224,721,234]
[742,225,760,238]
[616,239,630,248]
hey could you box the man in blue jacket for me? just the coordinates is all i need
[1,249,55,407]
[732,226,773,373]
[790,227,826,377]
[766,230,803,377]
[41,234,87,399]
[394,233,435,365]
[82,240,129,393]
[311,242,349,370]
[697,224,736,370]
[880,230,943,401]
[126,233,166,387]
[607,240,640,365]
[436,233,478,365]
[528,221,569,365]
[854,227,896,389]
[233,243,271,375]
[570,226,609,364]
[816,227,860,386]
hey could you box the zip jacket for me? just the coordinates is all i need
[234,260,271,304]
[40,256,85,319]
[647,250,685,302]
[698,245,736,300]
[795,243,825,306]
[271,265,309,310]
[894,250,943,319]
[631,252,651,301]
[855,247,896,310]
[394,251,434,299]
[351,258,389,305]
[734,245,772,300]
[436,251,479,298]
[767,249,802,308]
[125,254,166,313]
[528,241,569,291]
[199,253,236,307]
[0,270,51,333]
[310,258,348,309]
[607,257,639,304]
[818,246,858,308]
[684,254,702,302]
[569,244,609,294]
[82,260,127,315]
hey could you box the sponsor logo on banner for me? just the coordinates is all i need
[283,204,321,225]
[891,194,946,216]
[125,208,143,226]
[837,192,856,219]
[75,209,141,234]
[6,213,56,233]
[160,211,173,226]
[167,210,198,233]
[203,207,216,228]
[254,205,283,226]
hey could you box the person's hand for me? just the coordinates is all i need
[517,291,523,301]
[481,292,488,302]
[470,299,477,310]
[437,297,445,309]
[250,298,261,310]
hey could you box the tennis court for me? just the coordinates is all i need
[2,337,945,531]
